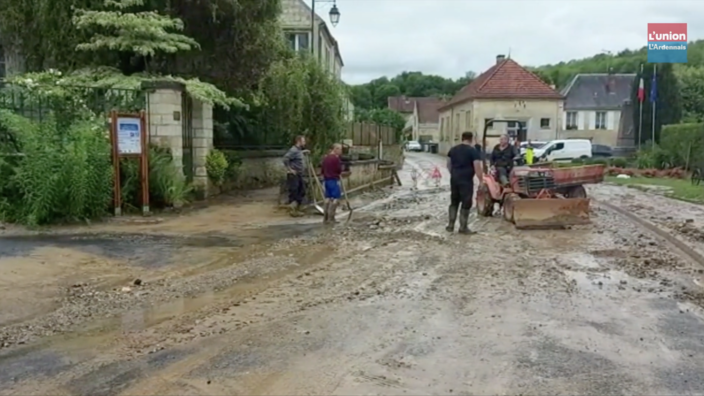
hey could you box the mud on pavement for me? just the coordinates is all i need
[5,153,704,395]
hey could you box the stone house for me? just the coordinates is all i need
[280,0,353,120]
[560,73,635,146]
[436,55,564,154]
[387,95,416,122]
[387,96,443,142]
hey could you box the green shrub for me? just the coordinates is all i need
[119,145,193,210]
[205,149,229,186]
[221,150,243,181]
[634,145,672,169]
[660,123,704,169]
[0,110,113,225]
[609,157,628,168]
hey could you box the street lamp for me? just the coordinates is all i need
[310,0,340,54]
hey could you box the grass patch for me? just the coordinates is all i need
[605,176,704,203]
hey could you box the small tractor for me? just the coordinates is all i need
[475,119,604,229]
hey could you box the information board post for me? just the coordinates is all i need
[110,111,150,216]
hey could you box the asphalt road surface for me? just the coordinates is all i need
[3,152,704,395]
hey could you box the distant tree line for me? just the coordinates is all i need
[350,40,704,142]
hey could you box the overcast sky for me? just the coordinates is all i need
[309,0,700,85]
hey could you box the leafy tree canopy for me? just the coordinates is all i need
[349,71,475,110]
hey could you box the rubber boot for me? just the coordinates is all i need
[329,201,338,223]
[289,202,304,217]
[458,209,475,235]
[322,201,330,223]
[445,205,458,232]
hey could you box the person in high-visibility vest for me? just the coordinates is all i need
[525,142,534,165]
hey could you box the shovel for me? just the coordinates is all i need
[305,155,325,215]
[340,178,354,223]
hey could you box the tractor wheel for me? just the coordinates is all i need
[565,185,587,198]
[476,184,494,217]
[503,194,516,223]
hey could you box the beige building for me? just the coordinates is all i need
[387,96,443,142]
[561,73,635,146]
[437,55,565,154]
[280,0,353,119]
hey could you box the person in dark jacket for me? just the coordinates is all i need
[282,135,308,217]
[491,134,518,186]
[446,132,483,234]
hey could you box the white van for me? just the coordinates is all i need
[533,139,592,162]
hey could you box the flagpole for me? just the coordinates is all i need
[651,64,657,147]
[638,64,643,150]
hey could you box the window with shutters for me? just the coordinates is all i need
[595,112,607,129]
[566,112,578,130]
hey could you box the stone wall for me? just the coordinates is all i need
[223,151,287,191]
[279,159,394,205]
[348,144,404,169]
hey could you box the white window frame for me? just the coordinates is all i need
[566,111,578,129]
[285,32,310,52]
[595,111,607,130]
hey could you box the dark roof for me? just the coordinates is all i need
[439,59,563,111]
[561,74,635,110]
[387,96,425,113]
[416,97,443,124]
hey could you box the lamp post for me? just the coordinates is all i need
[311,0,340,55]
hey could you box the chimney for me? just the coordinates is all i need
[496,54,505,64]
[549,84,556,90]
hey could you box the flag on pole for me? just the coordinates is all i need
[637,76,645,102]
[650,65,658,103]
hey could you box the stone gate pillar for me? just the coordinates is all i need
[192,99,213,196]
[141,80,185,176]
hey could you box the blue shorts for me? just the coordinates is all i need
[324,179,342,199]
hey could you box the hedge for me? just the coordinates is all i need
[660,123,704,169]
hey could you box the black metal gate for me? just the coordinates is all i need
[182,94,194,182]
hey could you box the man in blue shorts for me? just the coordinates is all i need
[321,143,343,223]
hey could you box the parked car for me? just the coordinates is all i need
[534,139,592,162]
[519,141,547,155]
[405,141,422,152]
[591,144,613,158]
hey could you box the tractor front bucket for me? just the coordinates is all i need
[510,197,591,229]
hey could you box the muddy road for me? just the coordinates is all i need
[3,152,704,395]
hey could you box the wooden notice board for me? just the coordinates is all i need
[109,111,150,216]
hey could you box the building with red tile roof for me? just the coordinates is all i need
[437,55,565,155]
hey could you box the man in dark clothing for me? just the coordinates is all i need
[321,143,343,223]
[282,135,308,217]
[491,134,518,186]
[446,131,483,234]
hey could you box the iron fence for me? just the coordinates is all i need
[0,81,145,121]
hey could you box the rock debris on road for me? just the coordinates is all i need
[3,152,704,395]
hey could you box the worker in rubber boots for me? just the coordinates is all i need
[446,131,483,234]
[321,143,343,223]
[282,135,308,217]
[491,134,518,186]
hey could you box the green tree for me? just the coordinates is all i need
[630,63,682,145]
[675,66,704,122]
[349,71,475,111]
[73,0,200,71]
[355,108,406,137]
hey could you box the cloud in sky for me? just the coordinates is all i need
[311,0,701,84]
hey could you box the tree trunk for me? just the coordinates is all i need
[4,44,26,77]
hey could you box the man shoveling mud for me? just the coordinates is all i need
[321,143,344,223]
[446,131,483,234]
[283,135,309,217]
